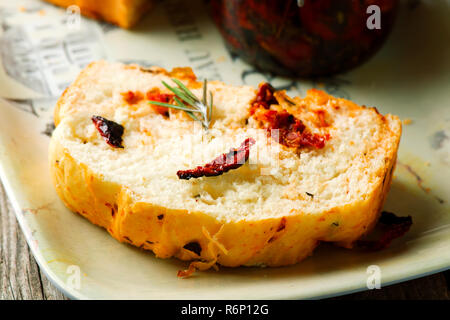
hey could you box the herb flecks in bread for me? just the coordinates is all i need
[50,61,403,276]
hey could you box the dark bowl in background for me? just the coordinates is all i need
[209,0,399,77]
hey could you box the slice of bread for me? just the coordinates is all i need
[49,61,401,272]
[43,0,153,28]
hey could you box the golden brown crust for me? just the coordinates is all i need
[42,0,153,28]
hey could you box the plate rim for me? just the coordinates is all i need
[1,162,449,300]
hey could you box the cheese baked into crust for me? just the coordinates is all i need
[50,61,401,269]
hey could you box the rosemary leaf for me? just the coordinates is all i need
[148,101,195,112]
[162,81,197,106]
[208,91,213,122]
[173,96,188,110]
[148,78,213,130]
[202,79,207,106]
[185,110,202,124]
[172,78,198,101]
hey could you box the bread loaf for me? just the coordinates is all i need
[43,0,153,28]
[49,61,401,274]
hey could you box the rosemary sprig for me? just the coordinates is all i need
[148,78,213,130]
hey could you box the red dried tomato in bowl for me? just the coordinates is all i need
[208,0,398,77]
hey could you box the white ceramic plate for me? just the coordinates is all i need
[0,0,449,299]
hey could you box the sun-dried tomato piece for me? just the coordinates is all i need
[92,116,124,148]
[177,264,196,278]
[177,138,256,180]
[250,83,330,149]
[250,82,278,115]
[259,109,305,132]
[256,109,329,149]
[121,90,144,104]
[315,109,329,127]
[357,211,413,251]
[284,131,330,149]
[255,83,277,107]
[146,89,174,116]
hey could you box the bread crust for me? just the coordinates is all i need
[49,65,401,267]
[43,0,153,28]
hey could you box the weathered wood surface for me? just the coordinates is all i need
[0,182,448,300]
[0,183,68,300]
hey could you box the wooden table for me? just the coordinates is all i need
[1,183,448,300]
